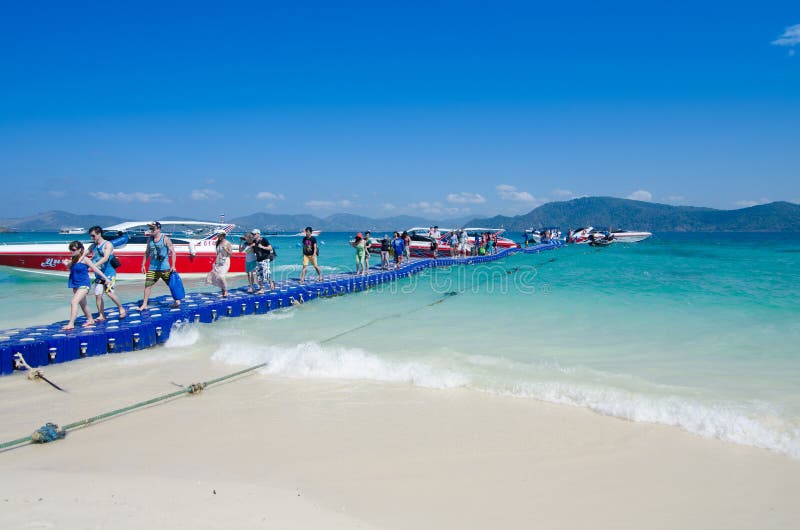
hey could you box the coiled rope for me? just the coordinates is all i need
[0,362,267,451]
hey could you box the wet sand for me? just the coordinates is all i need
[1,354,799,529]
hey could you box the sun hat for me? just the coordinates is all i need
[216,229,226,235]
[356,232,363,238]
[251,228,261,235]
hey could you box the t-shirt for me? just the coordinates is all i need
[380,238,391,251]
[391,237,405,255]
[253,238,272,261]
[302,236,317,256]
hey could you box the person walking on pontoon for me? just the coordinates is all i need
[239,231,258,293]
[206,229,233,297]
[300,226,323,283]
[88,226,127,320]
[62,241,112,330]
[250,229,276,293]
[379,234,391,270]
[351,232,367,275]
[363,230,373,272]
[391,231,405,270]
[137,221,180,310]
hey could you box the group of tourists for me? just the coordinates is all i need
[60,224,323,330]
[351,231,412,272]
[61,222,502,329]
[446,228,498,257]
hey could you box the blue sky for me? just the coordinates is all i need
[1,1,798,220]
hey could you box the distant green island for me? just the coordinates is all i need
[1,198,798,233]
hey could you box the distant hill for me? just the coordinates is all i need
[230,212,467,232]
[0,210,129,232]
[5,200,797,233]
[466,197,800,232]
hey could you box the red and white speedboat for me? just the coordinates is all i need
[567,227,594,244]
[367,227,519,258]
[0,221,245,280]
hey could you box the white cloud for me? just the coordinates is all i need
[496,184,536,203]
[190,188,223,201]
[89,191,172,203]
[734,198,770,208]
[305,200,334,209]
[446,192,486,204]
[256,192,285,201]
[48,190,67,198]
[552,188,574,198]
[408,201,444,215]
[772,24,800,47]
[627,190,653,202]
[664,195,687,203]
[305,199,352,209]
[381,203,397,211]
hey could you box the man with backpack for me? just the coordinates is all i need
[88,225,127,319]
[250,228,275,292]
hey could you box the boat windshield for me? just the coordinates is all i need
[121,222,223,240]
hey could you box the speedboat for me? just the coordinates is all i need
[59,227,85,235]
[366,228,451,258]
[524,227,562,245]
[588,232,615,247]
[607,229,652,243]
[367,227,519,258]
[0,221,244,279]
[567,227,593,244]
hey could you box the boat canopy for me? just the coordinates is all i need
[104,221,235,240]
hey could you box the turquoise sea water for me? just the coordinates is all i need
[1,232,799,456]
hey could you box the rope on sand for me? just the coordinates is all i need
[0,362,267,451]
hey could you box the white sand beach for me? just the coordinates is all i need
[1,354,799,530]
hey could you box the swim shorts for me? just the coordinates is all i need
[145,270,171,287]
[93,277,115,296]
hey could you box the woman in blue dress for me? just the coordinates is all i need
[62,241,111,330]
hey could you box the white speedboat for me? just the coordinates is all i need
[367,227,519,258]
[59,227,85,235]
[524,227,562,245]
[608,229,652,243]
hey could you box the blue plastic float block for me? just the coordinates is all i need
[147,309,184,344]
[183,301,214,323]
[103,325,134,353]
[0,342,15,374]
[44,333,81,364]
[221,300,244,318]
[11,337,50,368]
[75,329,108,357]
[251,295,270,314]
[234,297,255,316]
[255,293,275,311]
[121,320,157,350]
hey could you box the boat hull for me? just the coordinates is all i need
[611,232,652,243]
[0,242,247,280]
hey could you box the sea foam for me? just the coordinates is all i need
[211,341,800,457]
